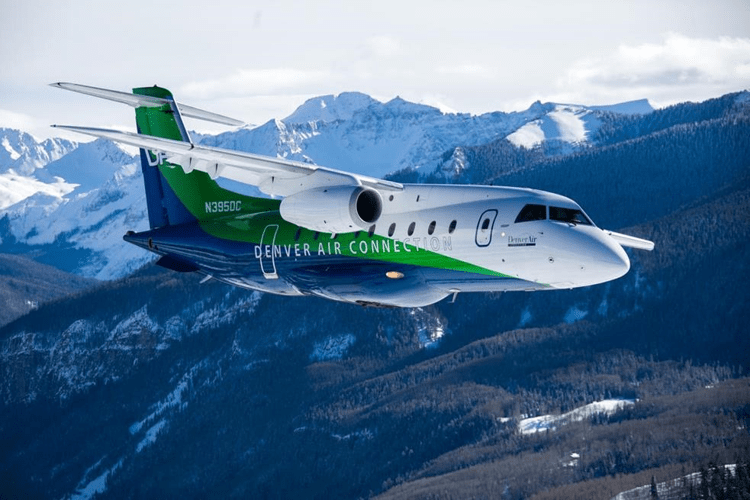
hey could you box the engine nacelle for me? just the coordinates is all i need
[279,186,383,233]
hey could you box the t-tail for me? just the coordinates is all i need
[133,85,198,228]
[50,82,276,230]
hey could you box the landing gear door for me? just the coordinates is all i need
[475,209,498,247]
[260,224,279,279]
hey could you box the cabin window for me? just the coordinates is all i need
[408,222,416,236]
[314,231,320,240]
[388,223,396,237]
[514,204,546,223]
[549,206,592,225]
[428,221,436,235]
[368,225,376,237]
[294,228,302,241]
[481,218,490,231]
[448,220,457,234]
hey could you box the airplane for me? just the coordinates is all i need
[51,82,654,308]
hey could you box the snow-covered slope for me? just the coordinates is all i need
[0,129,77,209]
[0,93,652,280]
[284,92,379,124]
[506,103,600,151]
[0,128,76,175]
[592,98,654,115]
[519,399,635,435]
[0,138,152,279]
[505,100,655,151]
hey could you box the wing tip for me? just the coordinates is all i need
[604,229,655,251]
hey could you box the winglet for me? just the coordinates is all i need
[604,230,655,251]
[50,82,245,127]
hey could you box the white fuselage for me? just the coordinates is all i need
[369,184,630,292]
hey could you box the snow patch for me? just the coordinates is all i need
[519,399,635,435]
[1,137,20,160]
[548,108,587,143]
[129,367,196,435]
[507,121,545,148]
[411,307,446,349]
[70,458,123,500]
[310,333,356,361]
[506,104,601,150]
[564,305,589,324]
[518,306,533,328]
[419,325,445,349]
[439,147,469,177]
[136,419,167,453]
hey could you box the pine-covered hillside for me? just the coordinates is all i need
[0,253,95,327]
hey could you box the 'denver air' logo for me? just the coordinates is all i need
[508,234,537,247]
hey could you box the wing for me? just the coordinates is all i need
[603,229,655,251]
[51,125,402,198]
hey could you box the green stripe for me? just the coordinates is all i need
[200,212,515,278]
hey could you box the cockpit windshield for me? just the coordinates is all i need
[514,204,546,223]
[549,206,592,225]
[514,203,594,226]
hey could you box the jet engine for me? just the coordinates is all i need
[279,185,383,233]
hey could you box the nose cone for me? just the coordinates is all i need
[591,232,630,282]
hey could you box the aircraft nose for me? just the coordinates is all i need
[590,234,630,281]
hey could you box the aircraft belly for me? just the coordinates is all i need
[125,223,542,306]
[276,257,449,307]
[421,268,548,293]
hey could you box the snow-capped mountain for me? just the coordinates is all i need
[0,128,76,175]
[506,103,603,150]
[0,129,77,209]
[202,95,644,179]
[284,91,379,124]
[0,94,652,280]
[505,99,655,151]
[0,138,152,280]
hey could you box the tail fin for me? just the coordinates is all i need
[132,86,280,229]
[133,86,196,228]
[51,82,275,230]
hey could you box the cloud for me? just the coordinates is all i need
[437,64,495,79]
[365,35,402,59]
[0,108,36,132]
[556,33,750,106]
[180,68,333,99]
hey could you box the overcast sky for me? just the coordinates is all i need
[1,0,748,140]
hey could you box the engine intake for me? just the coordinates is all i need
[279,186,383,233]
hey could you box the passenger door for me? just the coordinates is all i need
[475,209,498,247]
[260,224,279,279]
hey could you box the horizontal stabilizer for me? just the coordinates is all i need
[604,230,655,251]
[50,82,244,127]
